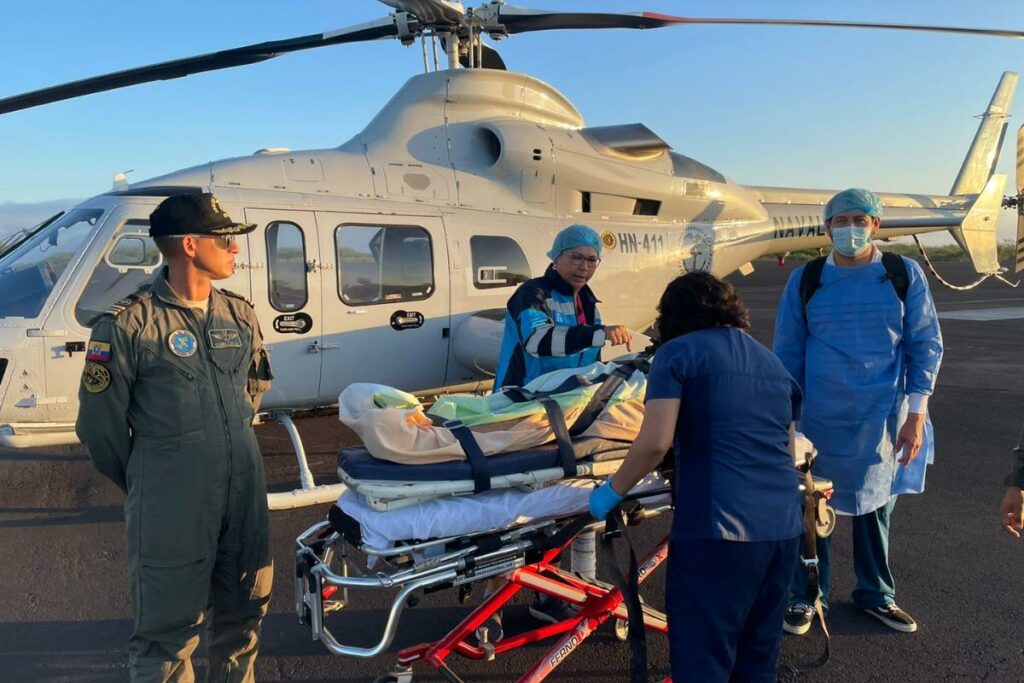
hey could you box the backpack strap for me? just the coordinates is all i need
[799,253,909,322]
[798,256,828,321]
[880,252,910,303]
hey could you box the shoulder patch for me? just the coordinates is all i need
[103,291,151,318]
[219,288,254,307]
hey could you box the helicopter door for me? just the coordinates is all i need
[318,213,450,400]
[244,209,322,405]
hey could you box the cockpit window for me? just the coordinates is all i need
[75,220,162,326]
[0,208,103,319]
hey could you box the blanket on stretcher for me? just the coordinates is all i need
[338,360,646,465]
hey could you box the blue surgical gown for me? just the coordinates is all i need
[773,253,943,516]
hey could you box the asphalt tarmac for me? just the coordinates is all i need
[2,260,1022,682]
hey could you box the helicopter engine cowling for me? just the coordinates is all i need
[449,309,504,379]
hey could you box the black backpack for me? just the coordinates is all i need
[798,252,909,320]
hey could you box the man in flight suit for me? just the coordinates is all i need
[76,192,274,682]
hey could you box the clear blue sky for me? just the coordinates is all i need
[3,1,1024,241]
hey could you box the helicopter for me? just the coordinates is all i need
[1,0,1023,510]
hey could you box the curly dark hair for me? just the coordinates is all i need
[654,271,751,344]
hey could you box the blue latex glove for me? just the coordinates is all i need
[589,480,624,521]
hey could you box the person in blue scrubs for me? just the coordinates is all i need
[773,188,943,635]
[590,271,803,682]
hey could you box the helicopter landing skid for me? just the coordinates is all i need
[266,411,345,511]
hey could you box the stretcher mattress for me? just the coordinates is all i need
[338,473,670,551]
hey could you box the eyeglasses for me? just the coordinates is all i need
[565,253,601,268]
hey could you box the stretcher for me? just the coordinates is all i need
[295,484,674,683]
[294,462,836,683]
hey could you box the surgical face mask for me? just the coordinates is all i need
[830,226,873,258]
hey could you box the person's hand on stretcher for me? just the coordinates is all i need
[588,398,679,521]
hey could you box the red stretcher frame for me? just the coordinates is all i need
[382,529,671,683]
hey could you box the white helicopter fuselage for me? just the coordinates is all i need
[0,67,1004,447]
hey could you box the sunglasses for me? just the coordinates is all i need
[185,234,237,249]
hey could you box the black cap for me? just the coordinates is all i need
[149,192,256,238]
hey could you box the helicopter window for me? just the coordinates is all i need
[336,225,434,306]
[75,222,163,327]
[470,236,531,290]
[266,222,308,312]
[107,236,161,268]
[0,208,103,320]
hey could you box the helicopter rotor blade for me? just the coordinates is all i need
[0,16,399,115]
[379,0,464,26]
[491,7,1024,40]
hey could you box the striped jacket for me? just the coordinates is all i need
[493,266,605,389]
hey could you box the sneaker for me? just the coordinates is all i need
[782,603,815,636]
[475,610,504,644]
[862,604,918,633]
[529,595,580,625]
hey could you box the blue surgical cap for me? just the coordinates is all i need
[547,224,602,261]
[824,188,883,222]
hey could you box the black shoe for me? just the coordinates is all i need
[782,603,815,636]
[862,604,918,633]
[529,595,579,625]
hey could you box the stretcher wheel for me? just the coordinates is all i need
[614,618,628,642]
[816,506,837,539]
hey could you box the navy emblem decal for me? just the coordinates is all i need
[168,330,198,357]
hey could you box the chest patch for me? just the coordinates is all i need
[209,329,243,349]
[168,330,198,357]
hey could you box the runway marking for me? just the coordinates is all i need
[938,306,1024,321]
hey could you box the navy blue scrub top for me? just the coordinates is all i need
[647,327,804,542]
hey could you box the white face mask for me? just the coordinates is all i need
[831,226,873,257]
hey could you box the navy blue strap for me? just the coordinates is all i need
[538,398,577,479]
[429,416,492,494]
[569,364,634,437]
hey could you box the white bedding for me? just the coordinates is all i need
[339,473,669,551]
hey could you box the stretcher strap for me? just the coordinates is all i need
[568,364,635,437]
[447,421,492,494]
[600,512,648,683]
[428,414,493,494]
[501,386,578,479]
[539,398,577,480]
[789,466,831,672]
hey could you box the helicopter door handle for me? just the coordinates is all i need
[308,340,341,354]
[346,309,367,315]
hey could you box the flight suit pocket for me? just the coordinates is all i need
[140,347,205,435]
[247,347,274,411]
[133,440,210,565]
